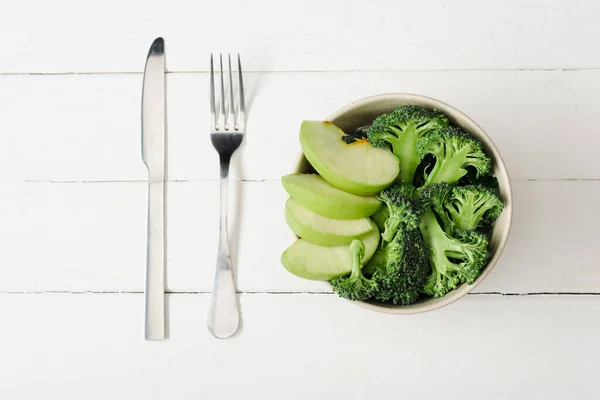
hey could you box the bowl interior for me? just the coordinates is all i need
[295,93,513,314]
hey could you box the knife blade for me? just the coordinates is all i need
[141,37,166,340]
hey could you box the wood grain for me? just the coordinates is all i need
[1,180,597,294]
[1,1,596,394]
[1,0,599,73]
[1,293,597,399]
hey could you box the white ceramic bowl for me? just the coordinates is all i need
[295,93,513,314]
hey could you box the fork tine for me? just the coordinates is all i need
[237,54,245,126]
[228,53,236,129]
[210,54,216,129]
[219,54,227,130]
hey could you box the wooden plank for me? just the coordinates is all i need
[1,0,599,73]
[0,181,147,290]
[0,293,598,399]
[1,70,598,181]
[0,180,597,294]
[0,74,147,181]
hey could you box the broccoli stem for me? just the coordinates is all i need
[420,210,446,275]
[371,206,389,233]
[396,123,420,183]
[330,239,378,301]
[451,202,477,231]
[382,217,401,243]
[349,240,363,279]
[419,209,464,275]
[379,125,420,184]
[449,197,492,231]
[380,131,403,154]
[425,147,469,185]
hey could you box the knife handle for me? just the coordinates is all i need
[144,178,166,340]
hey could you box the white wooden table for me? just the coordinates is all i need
[1,1,599,398]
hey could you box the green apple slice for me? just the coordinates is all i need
[285,198,374,246]
[282,173,381,220]
[281,222,380,281]
[299,120,399,195]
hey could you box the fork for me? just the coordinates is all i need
[207,53,245,339]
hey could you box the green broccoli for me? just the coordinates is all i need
[370,206,389,233]
[367,106,449,183]
[446,185,504,231]
[377,183,420,243]
[330,240,378,301]
[368,228,430,306]
[418,182,456,234]
[417,127,491,187]
[420,183,503,233]
[419,208,489,298]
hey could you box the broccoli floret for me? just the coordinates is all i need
[419,183,456,233]
[417,127,491,187]
[445,185,504,231]
[331,240,378,301]
[419,208,490,297]
[367,106,449,183]
[365,182,430,306]
[420,183,504,233]
[377,183,420,243]
[368,228,430,306]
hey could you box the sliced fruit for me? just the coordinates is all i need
[299,120,399,195]
[282,173,381,220]
[281,222,380,281]
[285,198,374,246]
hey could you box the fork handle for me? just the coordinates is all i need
[207,155,240,339]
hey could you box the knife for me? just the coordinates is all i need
[141,37,166,340]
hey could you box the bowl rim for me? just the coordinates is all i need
[315,92,514,314]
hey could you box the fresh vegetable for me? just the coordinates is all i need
[417,127,491,186]
[362,183,430,305]
[420,183,503,233]
[419,182,456,233]
[282,173,382,220]
[367,106,449,183]
[330,240,378,301]
[445,185,504,231]
[367,218,430,306]
[370,206,389,233]
[281,113,504,306]
[300,120,399,195]
[281,222,380,281]
[419,207,489,298]
[377,183,420,243]
[284,198,375,246]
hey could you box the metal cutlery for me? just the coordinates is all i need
[207,54,245,339]
[141,37,166,340]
